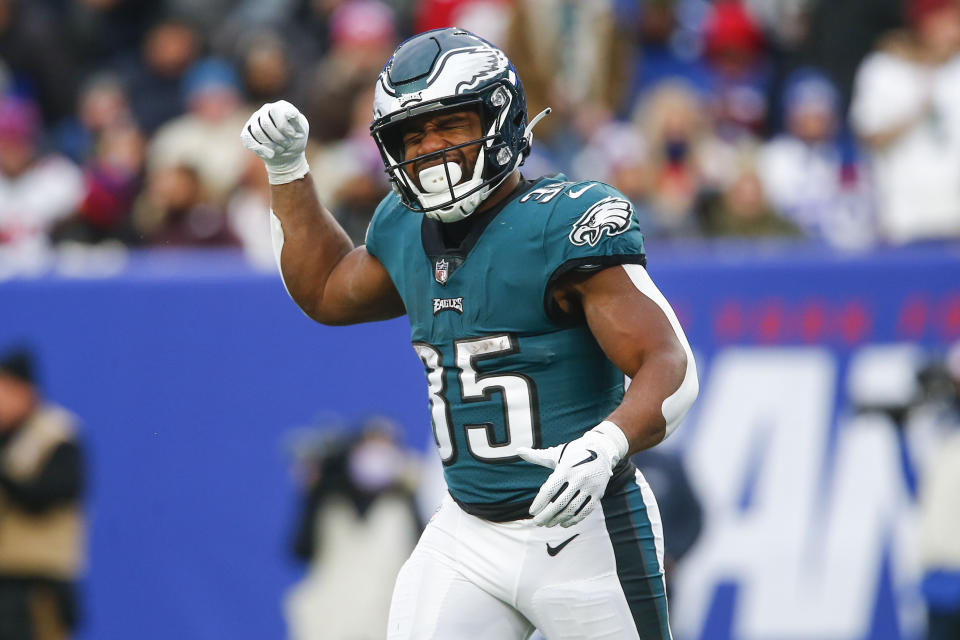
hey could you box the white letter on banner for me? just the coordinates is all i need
[671,347,921,640]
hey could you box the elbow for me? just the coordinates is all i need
[289,286,350,325]
[304,304,353,326]
[314,316,354,327]
[645,422,668,448]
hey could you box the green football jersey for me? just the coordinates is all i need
[365,175,646,517]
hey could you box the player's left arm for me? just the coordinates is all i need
[572,263,698,452]
[517,263,698,527]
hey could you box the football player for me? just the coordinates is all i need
[242,28,698,640]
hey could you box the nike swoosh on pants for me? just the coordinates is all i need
[546,533,580,556]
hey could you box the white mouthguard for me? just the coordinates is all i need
[419,162,463,194]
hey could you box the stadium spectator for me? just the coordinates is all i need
[55,73,136,165]
[629,0,712,101]
[798,0,903,112]
[633,80,712,238]
[325,0,399,81]
[302,0,398,143]
[0,347,86,640]
[570,122,658,235]
[0,96,85,274]
[309,84,390,244]
[237,31,299,108]
[116,18,200,133]
[284,417,420,640]
[745,0,811,51]
[133,164,237,248]
[701,0,771,139]
[700,153,802,238]
[758,69,874,248]
[0,0,78,127]
[916,343,960,639]
[276,0,339,65]
[850,0,960,244]
[164,0,238,35]
[50,75,144,245]
[414,0,511,44]
[58,123,145,245]
[504,0,634,146]
[60,0,161,78]
[147,58,249,206]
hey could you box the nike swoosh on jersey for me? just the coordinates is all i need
[572,449,598,467]
[567,183,597,199]
[546,533,580,556]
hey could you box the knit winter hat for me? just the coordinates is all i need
[0,348,35,385]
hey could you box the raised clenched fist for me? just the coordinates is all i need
[240,100,311,185]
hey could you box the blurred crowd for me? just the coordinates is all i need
[1,0,960,275]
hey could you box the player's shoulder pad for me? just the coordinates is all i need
[526,179,645,323]
[364,190,407,257]
[367,190,406,229]
[523,179,637,249]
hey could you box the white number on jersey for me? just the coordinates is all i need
[414,335,538,463]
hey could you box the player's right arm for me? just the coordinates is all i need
[241,101,405,325]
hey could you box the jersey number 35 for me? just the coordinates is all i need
[414,334,539,464]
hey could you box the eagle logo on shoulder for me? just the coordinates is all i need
[568,197,633,247]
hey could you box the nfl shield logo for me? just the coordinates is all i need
[435,259,449,284]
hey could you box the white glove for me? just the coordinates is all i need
[240,100,310,185]
[517,421,629,528]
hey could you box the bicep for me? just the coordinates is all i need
[575,264,699,444]
[569,265,686,376]
[315,246,406,325]
[572,264,699,443]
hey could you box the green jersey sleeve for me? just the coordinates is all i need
[540,181,647,322]
[363,192,403,261]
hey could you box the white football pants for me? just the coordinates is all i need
[387,469,672,640]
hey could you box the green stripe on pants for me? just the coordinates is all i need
[601,479,671,639]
